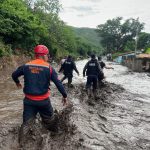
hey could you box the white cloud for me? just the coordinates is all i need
[59,0,150,32]
[81,0,102,2]
[69,6,93,12]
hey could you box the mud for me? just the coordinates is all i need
[0,60,150,150]
[0,55,30,80]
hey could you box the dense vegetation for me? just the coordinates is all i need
[73,27,102,48]
[1,0,150,59]
[145,48,150,54]
[0,0,100,58]
[96,17,150,55]
[72,27,103,56]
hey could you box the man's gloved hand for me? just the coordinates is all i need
[62,97,68,106]
[16,83,22,89]
[77,72,80,76]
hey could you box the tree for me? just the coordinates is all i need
[30,0,60,14]
[96,17,144,53]
[137,32,150,50]
[0,0,98,58]
[0,0,46,50]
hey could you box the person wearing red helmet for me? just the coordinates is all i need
[12,45,68,134]
[34,45,49,56]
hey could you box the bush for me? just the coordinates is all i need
[145,48,150,54]
[0,40,12,57]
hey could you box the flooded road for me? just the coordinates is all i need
[75,60,150,97]
[0,60,150,150]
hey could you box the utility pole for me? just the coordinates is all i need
[135,17,139,55]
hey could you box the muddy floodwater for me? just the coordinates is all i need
[0,60,150,150]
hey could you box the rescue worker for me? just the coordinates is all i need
[59,55,79,87]
[98,56,114,86]
[12,45,68,133]
[98,56,114,70]
[106,53,112,61]
[83,54,102,98]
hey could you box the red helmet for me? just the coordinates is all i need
[34,45,49,56]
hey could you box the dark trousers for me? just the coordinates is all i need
[86,76,98,90]
[98,72,104,81]
[23,97,53,124]
[61,75,72,86]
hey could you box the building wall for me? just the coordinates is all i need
[122,57,150,72]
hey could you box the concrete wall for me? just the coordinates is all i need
[132,59,143,72]
[122,58,149,72]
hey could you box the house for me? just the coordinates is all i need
[115,52,150,72]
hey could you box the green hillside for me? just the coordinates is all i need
[72,27,102,49]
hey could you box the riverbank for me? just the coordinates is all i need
[0,55,30,81]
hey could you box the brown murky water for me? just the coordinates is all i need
[0,60,150,150]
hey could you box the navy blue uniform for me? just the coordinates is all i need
[59,58,79,86]
[12,59,67,123]
[99,61,106,69]
[83,59,102,90]
[98,61,105,81]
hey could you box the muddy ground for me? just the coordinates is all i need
[0,60,150,150]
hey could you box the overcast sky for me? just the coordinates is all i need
[59,0,150,32]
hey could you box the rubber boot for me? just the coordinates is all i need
[19,119,35,148]
[42,112,59,133]
[87,88,92,98]
[93,89,98,100]
[68,83,73,88]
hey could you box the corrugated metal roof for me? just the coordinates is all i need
[136,54,150,59]
[116,51,135,56]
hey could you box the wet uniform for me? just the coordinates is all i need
[12,59,67,124]
[98,61,105,81]
[83,59,102,90]
[99,61,106,69]
[59,58,79,86]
